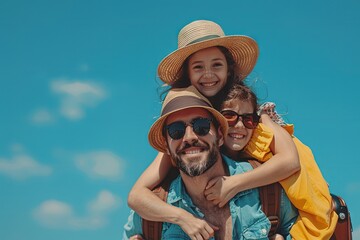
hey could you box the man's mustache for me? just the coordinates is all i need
[177,141,209,153]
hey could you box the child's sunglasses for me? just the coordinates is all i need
[164,117,212,140]
[220,110,259,129]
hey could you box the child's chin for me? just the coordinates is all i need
[229,143,245,152]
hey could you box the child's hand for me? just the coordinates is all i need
[204,176,238,207]
[270,234,285,240]
[177,211,219,240]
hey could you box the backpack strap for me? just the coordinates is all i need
[142,168,178,240]
[141,186,167,240]
[248,160,282,237]
[330,194,353,240]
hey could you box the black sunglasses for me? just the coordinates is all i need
[164,117,212,140]
[220,110,259,129]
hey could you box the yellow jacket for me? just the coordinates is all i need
[245,123,338,239]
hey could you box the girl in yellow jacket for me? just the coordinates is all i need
[128,19,337,239]
[205,83,338,239]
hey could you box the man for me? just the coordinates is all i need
[123,86,298,239]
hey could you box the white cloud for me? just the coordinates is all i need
[74,151,124,181]
[0,153,52,180]
[51,79,106,120]
[88,190,119,214]
[33,200,73,227]
[30,108,55,124]
[33,190,121,229]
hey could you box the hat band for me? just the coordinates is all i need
[187,35,221,46]
[162,96,211,116]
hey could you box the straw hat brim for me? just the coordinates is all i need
[148,106,229,153]
[157,35,259,84]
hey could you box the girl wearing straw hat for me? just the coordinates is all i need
[128,20,336,239]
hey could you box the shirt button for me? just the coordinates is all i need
[261,228,267,235]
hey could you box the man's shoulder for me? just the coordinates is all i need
[167,174,184,204]
[222,154,254,175]
[123,209,144,239]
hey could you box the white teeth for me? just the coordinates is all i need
[229,133,245,139]
[201,82,216,87]
[184,150,201,154]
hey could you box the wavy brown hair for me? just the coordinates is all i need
[220,81,258,112]
[160,46,243,109]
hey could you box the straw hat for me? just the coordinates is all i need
[157,20,259,84]
[148,86,229,153]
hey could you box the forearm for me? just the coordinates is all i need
[233,114,300,192]
[128,185,189,223]
[127,152,193,224]
[128,154,216,238]
[232,155,298,193]
[247,149,300,185]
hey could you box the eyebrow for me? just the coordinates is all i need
[190,58,225,65]
[189,60,203,66]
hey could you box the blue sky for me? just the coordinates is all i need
[1,0,359,239]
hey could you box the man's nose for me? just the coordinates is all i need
[182,125,198,143]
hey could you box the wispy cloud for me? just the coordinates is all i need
[88,190,118,214]
[33,200,73,228]
[30,108,55,124]
[29,78,107,125]
[51,79,107,120]
[74,151,124,181]
[33,190,120,229]
[0,147,52,180]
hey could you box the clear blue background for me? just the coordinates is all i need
[1,0,359,239]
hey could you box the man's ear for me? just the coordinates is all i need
[217,127,224,147]
[164,138,171,155]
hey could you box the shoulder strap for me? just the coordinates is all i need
[142,168,178,240]
[248,160,282,237]
[330,194,353,240]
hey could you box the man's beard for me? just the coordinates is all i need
[170,140,220,177]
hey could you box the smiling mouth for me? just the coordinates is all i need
[179,146,206,155]
[200,81,218,87]
[183,149,202,154]
[228,133,245,140]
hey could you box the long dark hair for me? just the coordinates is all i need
[159,46,241,107]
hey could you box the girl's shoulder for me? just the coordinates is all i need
[245,123,274,162]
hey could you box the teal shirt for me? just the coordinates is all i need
[123,155,298,239]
